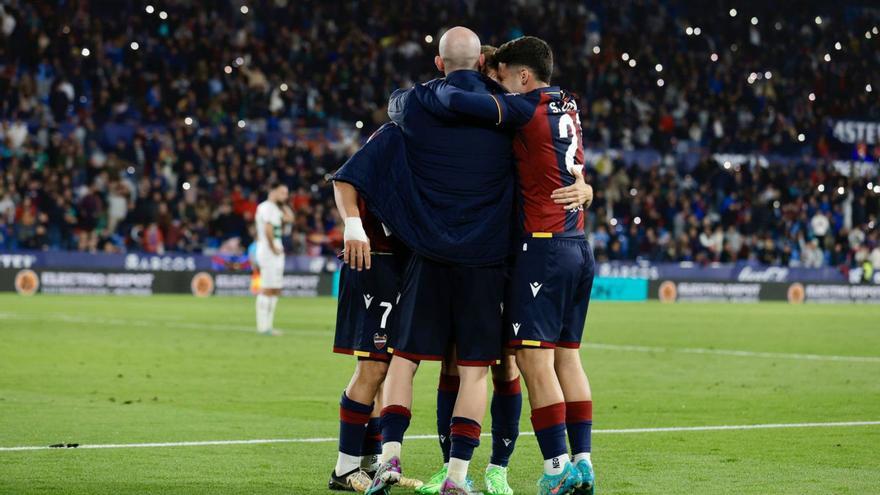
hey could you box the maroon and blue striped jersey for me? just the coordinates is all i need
[423,82,586,235]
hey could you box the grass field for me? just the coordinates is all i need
[1,295,879,494]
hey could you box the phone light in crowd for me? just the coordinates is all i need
[693,27,702,35]
[355,120,364,129]
[775,22,783,31]
[710,53,718,62]
[224,65,233,74]
[130,41,139,51]
[808,92,816,101]
[764,71,772,79]
[867,31,873,40]
[240,5,249,14]
[747,72,757,84]
[823,53,831,62]
[127,166,136,175]
[655,63,663,72]
[867,84,873,93]
[592,46,600,54]
[657,78,665,87]
[723,161,732,169]
[751,17,758,25]
[234,57,244,66]
[798,133,806,142]
[773,200,781,209]
[622,52,630,61]
[424,35,433,43]
[610,218,618,226]
[817,184,825,193]
[729,8,737,17]
[837,187,845,195]
[159,11,168,20]
[628,59,637,67]
[868,182,874,190]
[834,42,842,50]
[280,83,288,92]
[874,27,879,34]
[634,216,642,225]
[685,26,694,36]
[184,117,193,126]
[81,47,90,57]
[145,5,154,14]
[182,182,191,191]
[874,185,880,194]
[237,120,246,128]
[815,16,822,25]
[630,188,638,196]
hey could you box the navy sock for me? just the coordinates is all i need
[489,377,522,467]
[531,402,568,461]
[363,417,382,457]
[380,405,412,445]
[338,393,372,457]
[437,374,460,463]
[566,401,593,456]
[449,416,481,462]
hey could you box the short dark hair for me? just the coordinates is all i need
[269,181,286,191]
[493,36,553,83]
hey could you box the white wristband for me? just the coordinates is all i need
[344,217,369,243]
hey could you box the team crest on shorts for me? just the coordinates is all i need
[373,333,388,350]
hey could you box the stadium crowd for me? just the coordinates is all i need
[0,0,878,270]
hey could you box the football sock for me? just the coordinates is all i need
[448,417,481,484]
[566,400,593,461]
[336,393,372,476]
[379,405,411,462]
[361,417,382,471]
[265,294,278,330]
[255,294,267,332]
[531,402,569,476]
[436,374,459,463]
[489,377,522,467]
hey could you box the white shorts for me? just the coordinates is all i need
[257,254,285,289]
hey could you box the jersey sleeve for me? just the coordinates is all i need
[430,80,536,128]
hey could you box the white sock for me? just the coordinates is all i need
[265,295,278,330]
[486,463,504,472]
[334,452,361,476]
[361,454,380,471]
[573,452,591,464]
[381,441,401,463]
[544,453,570,476]
[255,295,267,332]
[447,457,470,485]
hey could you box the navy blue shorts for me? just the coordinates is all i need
[334,254,407,361]
[506,234,595,349]
[393,254,506,366]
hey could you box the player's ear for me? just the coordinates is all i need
[478,53,485,69]
[521,67,530,87]
[434,55,444,73]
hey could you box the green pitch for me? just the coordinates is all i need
[1,295,879,494]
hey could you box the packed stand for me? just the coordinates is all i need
[0,0,878,270]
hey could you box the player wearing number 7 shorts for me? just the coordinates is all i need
[329,160,414,492]
[421,36,596,495]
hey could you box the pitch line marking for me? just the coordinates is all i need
[2,313,878,364]
[585,343,880,363]
[1,421,878,452]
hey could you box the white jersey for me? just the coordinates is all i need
[255,200,284,259]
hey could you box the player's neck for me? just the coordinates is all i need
[522,81,550,93]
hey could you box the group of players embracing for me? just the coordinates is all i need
[328,27,597,495]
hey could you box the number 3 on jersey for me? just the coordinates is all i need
[557,113,583,176]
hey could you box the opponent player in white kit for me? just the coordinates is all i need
[254,183,293,336]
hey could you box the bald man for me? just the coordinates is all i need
[365,27,516,495]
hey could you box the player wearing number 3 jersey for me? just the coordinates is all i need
[419,36,597,495]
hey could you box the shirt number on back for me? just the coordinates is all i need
[557,113,583,175]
